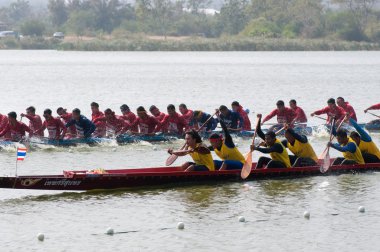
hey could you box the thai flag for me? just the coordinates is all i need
[17,147,27,161]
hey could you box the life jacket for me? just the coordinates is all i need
[287,139,318,162]
[214,142,245,164]
[189,143,215,171]
[342,138,365,164]
[358,139,380,159]
[270,139,291,168]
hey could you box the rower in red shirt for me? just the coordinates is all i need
[231,101,251,130]
[179,104,193,126]
[57,107,77,138]
[262,100,296,127]
[160,104,187,135]
[91,102,106,137]
[0,113,9,137]
[311,98,346,125]
[337,97,357,121]
[94,109,130,136]
[35,109,66,140]
[150,105,166,121]
[120,104,138,132]
[0,112,31,141]
[21,106,43,138]
[289,99,307,123]
[130,106,160,135]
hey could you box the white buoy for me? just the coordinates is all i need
[303,211,310,219]
[177,222,185,230]
[358,206,365,213]
[106,227,114,235]
[37,233,44,241]
[153,146,157,151]
[238,216,245,222]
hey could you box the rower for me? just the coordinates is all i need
[65,108,96,139]
[364,103,380,125]
[218,105,244,132]
[281,125,318,167]
[35,109,66,140]
[94,109,130,136]
[168,130,215,172]
[91,102,106,137]
[179,103,193,126]
[328,129,364,165]
[289,99,307,124]
[130,106,160,135]
[57,107,77,138]
[160,104,187,135]
[231,101,251,130]
[311,98,346,125]
[0,113,9,138]
[120,104,138,132]
[21,106,43,138]
[209,118,245,170]
[337,97,357,121]
[149,105,167,121]
[262,100,296,131]
[251,114,291,169]
[348,115,380,163]
[0,112,31,142]
[190,111,217,133]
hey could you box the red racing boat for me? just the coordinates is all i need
[0,162,380,191]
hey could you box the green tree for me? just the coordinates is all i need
[65,10,96,37]
[48,0,68,27]
[219,0,248,35]
[9,0,30,23]
[186,0,211,13]
[20,19,46,36]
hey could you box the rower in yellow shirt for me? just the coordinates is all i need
[328,129,365,165]
[168,130,215,172]
[281,125,318,167]
[250,114,291,169]
[347,115,380,163]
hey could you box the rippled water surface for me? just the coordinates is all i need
[0,51,380,251]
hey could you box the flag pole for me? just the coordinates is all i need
[15,159,18,177]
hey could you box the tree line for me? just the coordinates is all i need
[0,0,379,43]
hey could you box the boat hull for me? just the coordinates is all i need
[1,163,379,191]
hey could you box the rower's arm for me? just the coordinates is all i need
[256,117,265,141]
[287,128,308,143]
[349,118,371,142]
[256,142,283,154]
[194,145,211,155]
[331,142,356,153]
[220,120,234,148]
[262,109,277,124]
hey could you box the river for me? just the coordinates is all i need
[0,51,379,251]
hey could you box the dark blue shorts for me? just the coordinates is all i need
[214,160,243,170]
[188,162,210,171]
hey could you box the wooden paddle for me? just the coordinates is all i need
[320,118,335,173]
[313,115,328,121]
[367,112,380,119]
[241,118,260,179]
[165,112,217,166]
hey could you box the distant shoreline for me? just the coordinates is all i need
[1,36,379,51]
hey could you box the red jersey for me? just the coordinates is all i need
[121,111,138,132]
[369,103,380,110]
[132,115,159,134]
[60,113,77,136]
[106,116,130,135]
[314,105,346,123]
[0,114,10,139]
[263,107,296,124]
[42,117,66,139]
[160,113,187,134]
[339,102,357,121]
[24,114,43,137]
[236,106,251,130]
[292,106,308,123]
[92,111,106,137]
[0,121,31,141]
[181,110,193,125]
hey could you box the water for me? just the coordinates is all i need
[0,51,380,251]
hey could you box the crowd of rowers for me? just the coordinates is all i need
[1,97,379,171]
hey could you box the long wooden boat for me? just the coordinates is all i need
[1,162,379,191]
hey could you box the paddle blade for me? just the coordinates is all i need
[165,154,178,166]
[318,147,327,159]
[241,152,253,179]
[320,151,330,173]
